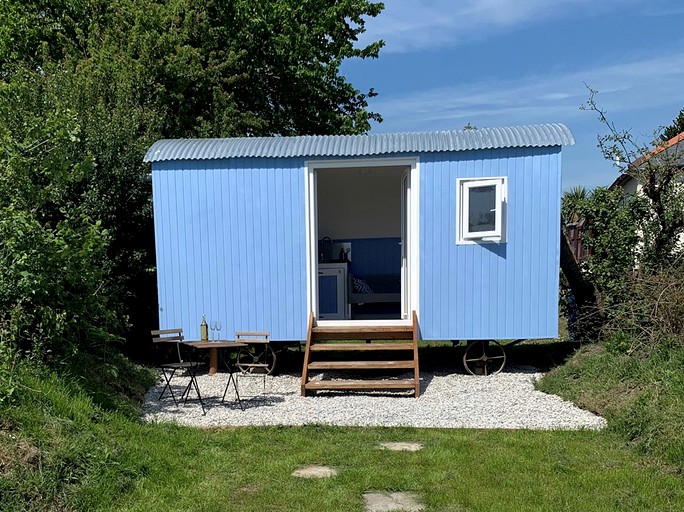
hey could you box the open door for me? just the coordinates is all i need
[306,158,418,324]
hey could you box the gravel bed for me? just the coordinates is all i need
[141,366,606,430]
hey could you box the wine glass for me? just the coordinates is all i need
[216,321,222,341]
[210,321,217,341]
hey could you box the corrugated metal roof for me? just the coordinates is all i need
[144,123,575,163]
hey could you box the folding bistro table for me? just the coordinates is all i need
[186,340,248,410]
[186,340,247,375]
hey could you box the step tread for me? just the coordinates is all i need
[312,326,414,341]
[307,360,415,370]
[310,343,414,352]
[304,379,416,390]
[312,325,412,332]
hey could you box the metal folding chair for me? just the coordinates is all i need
[151,328,205,414]
[235,331,273,392]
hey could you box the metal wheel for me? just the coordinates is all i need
[236,344,277,375]
[463,340,506,376]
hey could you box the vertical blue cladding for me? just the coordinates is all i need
[420,146,561,340]
[152,158,307,341]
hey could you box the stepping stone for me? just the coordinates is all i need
[378,442,424,452]
[291,465,337,478]
[364,491,425,512]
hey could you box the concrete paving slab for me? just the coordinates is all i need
[291,465,338,478]
[363,491,425,511]
[378,442,424,452]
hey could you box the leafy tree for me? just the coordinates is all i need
[574,188,646,303]
[0,69,118,373]
[583,87,684,267]
[0,0,386,361]
[562,91,684,342]
[560,186,644,340]
[1,0,384,137]
[661,108,684,141]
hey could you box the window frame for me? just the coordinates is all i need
[456,177,507,244]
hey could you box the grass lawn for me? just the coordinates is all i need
[3,345,683,511]
[108,425,682,512]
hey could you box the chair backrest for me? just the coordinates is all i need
[151,328,184,342]
[235,331,270,344]
[151,328,185,362]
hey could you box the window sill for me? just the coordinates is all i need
[457,237,506,245]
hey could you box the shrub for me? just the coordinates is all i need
[601,262,684,355]
[0,71,123,363]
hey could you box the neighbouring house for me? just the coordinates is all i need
[145,124,574,343]
[610,131,684,255]
[610,131,684,196]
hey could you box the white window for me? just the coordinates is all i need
[457,177,507,243]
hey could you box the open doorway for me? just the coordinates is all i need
[308,160,416,322]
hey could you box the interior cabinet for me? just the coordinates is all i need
[318,263,349,319]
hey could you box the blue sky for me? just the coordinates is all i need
[341,0,684,190]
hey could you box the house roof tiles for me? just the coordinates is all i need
[610,130,684,190]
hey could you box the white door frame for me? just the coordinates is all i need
[401,168,409,320]
[304,157,420,326]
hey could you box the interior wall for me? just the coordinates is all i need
[317,166,405,239]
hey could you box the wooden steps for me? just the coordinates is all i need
[304,379,416,391]
[310,343,414,352]
[311,326,414,341]
[300,312,421,398]
[307,360,415,370]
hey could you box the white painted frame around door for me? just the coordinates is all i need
[304,157,420,326]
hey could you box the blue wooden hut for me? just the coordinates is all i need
[145,124,574,391]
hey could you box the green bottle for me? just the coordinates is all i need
[200,314,208,341]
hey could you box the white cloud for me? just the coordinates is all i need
[369,53,684,132]
[352,1,683,189]
[365,51,684,189]
[361,0,643,53]
[540,93,574,101]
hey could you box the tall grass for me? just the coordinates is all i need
[538,342,684,468]
[539,264,684,469]
[0,352,157,510]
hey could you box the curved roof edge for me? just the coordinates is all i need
[144,123,575,163]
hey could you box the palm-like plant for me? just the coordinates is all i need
[562,186,591,222]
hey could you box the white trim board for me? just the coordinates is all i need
[304,157,420,324]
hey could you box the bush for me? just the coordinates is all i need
[0,71,123,363]
[561,187,646,342]
[601,262,684,355]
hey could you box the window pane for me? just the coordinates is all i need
[468,185,496,233]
